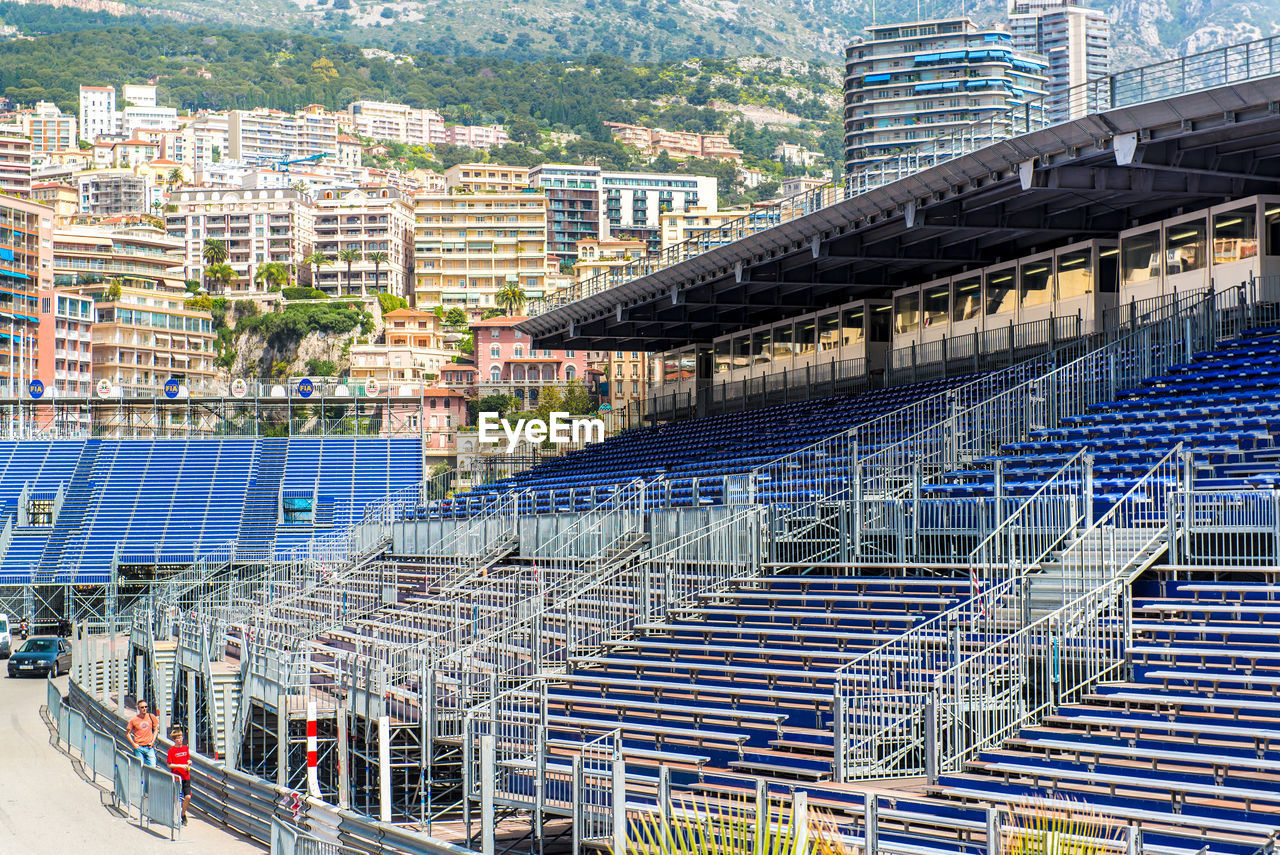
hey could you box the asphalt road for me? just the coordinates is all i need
[0,670,263,854]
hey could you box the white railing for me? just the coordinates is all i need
[834,445,1182,781]
[1172,488,1280,567]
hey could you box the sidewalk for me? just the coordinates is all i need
[0,674,263,854]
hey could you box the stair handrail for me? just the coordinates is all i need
[831,448,1086,780]
[834,443,1183,782]
[858,288,1214,500]
[380,478,654,683]
[421,502,765,735]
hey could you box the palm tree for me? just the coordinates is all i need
[496,279,528,316]
[337,247,362,297]
[201,238,229,293]
[204,262,237,295]
[253,261,290,292]
[303,250,330,292]
[366,250,390,294]
[167,167,184,188]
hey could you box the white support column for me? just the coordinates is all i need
[276,692,289,787]
[221,683,234,764]
[377,715,391,823]
[480,733,495,855]
[337,711,350,810]
[791,790,809,854]
[611,747,626,855]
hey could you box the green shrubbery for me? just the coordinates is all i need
[283,286,329,301]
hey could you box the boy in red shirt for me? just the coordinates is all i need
[166,727,191,825]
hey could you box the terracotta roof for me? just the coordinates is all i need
[471,315,527,328]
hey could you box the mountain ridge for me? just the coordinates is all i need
[4,0,1278,66]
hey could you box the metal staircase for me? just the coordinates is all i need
[34,439,101,584]
[235,438,289,562]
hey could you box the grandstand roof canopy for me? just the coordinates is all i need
[521,76,1280,349]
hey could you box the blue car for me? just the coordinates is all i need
[7,637,71,678]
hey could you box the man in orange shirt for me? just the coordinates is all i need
[126,700,158,766]
[166,727,191,825]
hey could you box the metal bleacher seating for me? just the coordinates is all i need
[452,376,979,514]
[922,325,1280,506]
[0,437,424,585]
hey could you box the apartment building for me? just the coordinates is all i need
[166,187,316,290]
[528,164,601,259]
[0,195,52,392]
[228,108,341,167]
[76,169,153,217]
[590,347,650,414]
[774,142,827,168]
[445,125,510,149]
[78,84,177,143]
[472,314,591,406]
[444,163,530,193]
[36,285,95,397]
[843,17,1049,175]
[166,113,229,168]
[29,182,78,224]
[349,308,455,384]
[604,122,743,161]
[781,175,828,197]
[24,102,77,154]
[54,224,216,394]
[78,85,116,144]
[311,186,414,297]
[413,190,548,308]
[0,129,33,197]
[600,171,717,251]
[348,100,446,146]
[573,237,646,283]
[1009,0,1110,122]
[660,205,781,250]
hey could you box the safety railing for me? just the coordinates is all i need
[927,572,1133,782]
[56,669,470,855]
[413,502,762,764]
[966,450,1090,589]
[1171,488,1280,567]
[887,314,1085,386]
[835,445,1181,781]
[46,681,184,840]
[528,34,1280,320]
[858,288,1215,503]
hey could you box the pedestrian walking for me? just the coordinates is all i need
[127,700,159,766]
[166,727,191,825]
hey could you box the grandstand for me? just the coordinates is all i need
[49,33,1280,855]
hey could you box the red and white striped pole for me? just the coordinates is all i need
[306,700,320,797]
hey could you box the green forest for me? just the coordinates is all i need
[0,9,841,184]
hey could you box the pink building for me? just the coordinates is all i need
[419,387,468,453]
[444,125,510,150]
[472,315,591,408]
[37,286,95,399]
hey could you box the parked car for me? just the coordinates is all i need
[0,614,10,659]
[7,637,71,678]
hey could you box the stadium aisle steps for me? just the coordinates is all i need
[32,440,97,583]
[234,438,289,562]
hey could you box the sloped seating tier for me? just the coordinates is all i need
[440,375,984,514]
[0,437,423,584]
[536,576,1280,855]
[923,326,1280,504]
